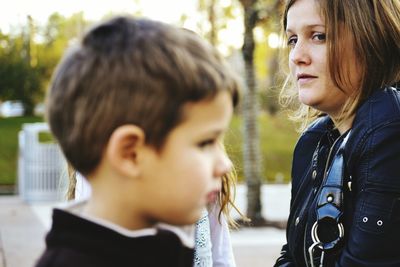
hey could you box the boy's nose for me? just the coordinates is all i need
[214,151,232,178]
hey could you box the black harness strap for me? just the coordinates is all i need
[308,130,351,266]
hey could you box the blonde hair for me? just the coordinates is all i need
[66,163,76,201]
[218,169,249,228]
[280,0,400,130]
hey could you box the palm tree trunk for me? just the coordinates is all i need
[241,1,264,223]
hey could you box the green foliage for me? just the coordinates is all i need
[225,112,299,183]
[0,116,43,184]
[0,11,84,180]
[36,12,90,95]
[0,12,91,112]
[0,114,299,185]
[0,31,41,114]
[38,131,56,143]
[0,6,298,186]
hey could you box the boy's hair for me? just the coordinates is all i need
[279,0,400,130]
[47,16,239,175]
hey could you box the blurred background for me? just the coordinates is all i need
[0,1,298,266]
[0,0,297,212]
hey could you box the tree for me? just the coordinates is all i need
[0,12,91,112]
[238,0,283,226]
[36,12,88,91]
[198,0,217,45]
[0,24,41,115]
[197,0,241,54]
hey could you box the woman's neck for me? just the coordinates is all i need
[332,115,355,135]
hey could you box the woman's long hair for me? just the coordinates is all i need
[279,0,400,131]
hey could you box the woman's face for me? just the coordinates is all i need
[286,0,359,117]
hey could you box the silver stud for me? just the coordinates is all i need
[327,195,334,203]
[312,170,317,179]
[362,217,368,223]
[295,217,300,226]
[377,220,383,226]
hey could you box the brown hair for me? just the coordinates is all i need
[47,16,239,175]
[280,0,400,130]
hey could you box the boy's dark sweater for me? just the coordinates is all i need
[35,209,194,267]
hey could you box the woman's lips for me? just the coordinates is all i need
[297,74,317,85]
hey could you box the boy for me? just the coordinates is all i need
[35,16,239,267]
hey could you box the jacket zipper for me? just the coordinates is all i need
[303,135,344,267]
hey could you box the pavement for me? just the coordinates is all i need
[0,184,290,267]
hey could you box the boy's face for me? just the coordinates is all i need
[138,91,233,226]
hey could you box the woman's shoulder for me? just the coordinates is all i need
[354,86,400,129]
[350,86,400,142]
[347,86,400,164]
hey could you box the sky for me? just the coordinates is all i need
[0,0,244,53]
[0,0,198,32]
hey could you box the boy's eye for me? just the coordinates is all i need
[198,139,217,148]
[312,33,326,41]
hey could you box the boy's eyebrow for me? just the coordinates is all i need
[201,129,225,137]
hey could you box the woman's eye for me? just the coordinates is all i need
[312,33,326,41]
[287,36,297,47]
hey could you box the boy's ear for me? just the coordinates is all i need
[105,125,145,178]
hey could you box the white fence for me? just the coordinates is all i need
[231,184,291,222]
[18,123,67,202]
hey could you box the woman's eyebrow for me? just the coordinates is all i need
[286,23,325,33]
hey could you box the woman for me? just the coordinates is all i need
[275,0,400,266]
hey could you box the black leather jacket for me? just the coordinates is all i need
[275,86,400,267]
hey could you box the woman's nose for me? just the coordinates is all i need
[290,41,311,65]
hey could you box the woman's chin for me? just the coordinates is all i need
[298,94,315,107]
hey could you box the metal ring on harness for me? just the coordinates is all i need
[311,220,344,250]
